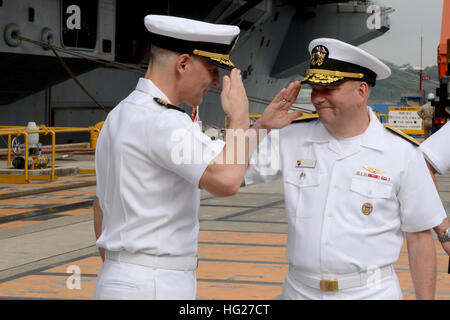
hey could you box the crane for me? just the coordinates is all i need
[432,0,450,132]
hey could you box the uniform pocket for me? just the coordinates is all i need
[285,169,322,218]
[103,280,138,289]
[348,177,396,227]
[350,177,393,199]
[286,169,322,188]
[97,279,140,300]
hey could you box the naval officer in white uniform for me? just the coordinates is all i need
[93,15,302,300]
[420,121,450,176]
[420,122,450,255]
[245,38,447,299]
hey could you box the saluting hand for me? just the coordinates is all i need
[220,68,250,126]
[258,81,303,130]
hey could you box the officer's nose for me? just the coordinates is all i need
[310,87,325,105]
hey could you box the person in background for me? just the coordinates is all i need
[417,93,435,139]
[419,121,450,257]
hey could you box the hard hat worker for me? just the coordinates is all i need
[92,15,302,300]
[417,93,435,139]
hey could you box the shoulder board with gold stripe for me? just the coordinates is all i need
[383,123,420,146]
[153,97,185,113]
[291,113,319,123]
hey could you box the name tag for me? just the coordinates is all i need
[296,159,316,168]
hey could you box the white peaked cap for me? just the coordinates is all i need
[302,38,391,86]
[144,15,240,70]
[145,15,239,45]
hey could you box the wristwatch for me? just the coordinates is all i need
[438,227,450,243]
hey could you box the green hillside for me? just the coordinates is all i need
[368,62,440,105]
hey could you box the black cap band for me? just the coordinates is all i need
[302,58,377,86]
[149,33,235,54]
[148,33,238,70]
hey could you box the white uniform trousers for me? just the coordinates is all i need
[280,265,403,300]
[93,259,196,300]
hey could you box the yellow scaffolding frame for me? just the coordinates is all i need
[375,113,389,123]
[0,125,100,184]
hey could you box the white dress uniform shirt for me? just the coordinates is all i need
[95,78,225,258]
[246,107,446,276]
[419,121,450,174]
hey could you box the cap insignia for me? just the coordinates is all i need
[311,45,329,67]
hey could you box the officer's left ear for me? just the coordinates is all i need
[175,53,192,74]
[356,81,370,100]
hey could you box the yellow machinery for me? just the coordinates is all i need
[0,123,102,184]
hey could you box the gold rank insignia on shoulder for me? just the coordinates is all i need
[153,97,185,113]
[383,124,420,146]
[154,97,169,106]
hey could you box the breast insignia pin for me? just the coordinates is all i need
[363,166,385,174]
[362,203,373,215]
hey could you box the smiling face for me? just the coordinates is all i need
[310,80,371,137]
[180,55,220,107]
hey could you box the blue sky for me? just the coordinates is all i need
[359,0,444,68]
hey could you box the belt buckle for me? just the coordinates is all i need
[320,279,339,292]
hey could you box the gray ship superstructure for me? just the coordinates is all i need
[0,0,392,144]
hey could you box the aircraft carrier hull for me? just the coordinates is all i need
[0,0,392,145]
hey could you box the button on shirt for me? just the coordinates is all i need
[245,107,446,274]
[95,78,225,257]
[420,121,450,174]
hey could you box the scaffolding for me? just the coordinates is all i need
[0,125,101,184]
